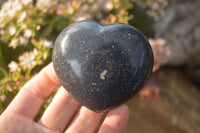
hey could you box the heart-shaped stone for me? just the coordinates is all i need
[52,20,153,112]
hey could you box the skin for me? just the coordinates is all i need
[0,63,129,133]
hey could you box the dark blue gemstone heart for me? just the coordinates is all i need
[52,20,153,112]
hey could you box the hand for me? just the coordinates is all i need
[0,63,129,133]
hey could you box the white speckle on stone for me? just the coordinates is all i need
[100,70,107,80]
[67,59,82,77]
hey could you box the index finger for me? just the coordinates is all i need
[3,63,61,119]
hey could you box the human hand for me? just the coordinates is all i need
[0,63,129,133]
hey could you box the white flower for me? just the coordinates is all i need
[19,36,28,46]
[36,25,41,30]
[0,0,22,27]
[43,39,53,48]
[9,38,18,49]
[105,2,113,11]
[0,0,22,19]
[67,6,74,15]
[33,48,39,55]
[12,0,23,10]
[36,0,57,10]
[8,26,16,36]
[21,0,31,5]
[18,11,26,22]
[8,61,19,72]
[8,1,22,17]
[24,29,32,38]
[21,23,27,29]
[19,51,36,68]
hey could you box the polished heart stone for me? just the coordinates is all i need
[52,20,153,112]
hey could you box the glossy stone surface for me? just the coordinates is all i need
[52,20,153,112]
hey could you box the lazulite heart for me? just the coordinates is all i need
[52,20,153,112]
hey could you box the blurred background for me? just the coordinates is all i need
[0,0,199,132]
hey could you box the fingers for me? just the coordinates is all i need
[65,107,104,133]
[99,104,129,133]
[4,63,61,119]
[39,86,80,132]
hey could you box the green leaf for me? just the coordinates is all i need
[42,25,54,38]
[0,67,7,80]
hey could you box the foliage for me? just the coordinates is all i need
[0,0,167,115]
